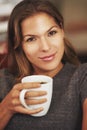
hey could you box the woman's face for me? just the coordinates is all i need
[21,12,64,75]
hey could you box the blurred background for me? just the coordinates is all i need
[0,0,87,68]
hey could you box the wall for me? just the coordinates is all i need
[50,0,87,55]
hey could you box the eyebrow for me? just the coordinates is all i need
[23,25,58,38]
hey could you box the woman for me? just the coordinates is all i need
[0,0,87,130]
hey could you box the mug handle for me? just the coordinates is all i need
[19,89,30,109]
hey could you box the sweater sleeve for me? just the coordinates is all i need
[0,69,15,102]
[77,63,87,104]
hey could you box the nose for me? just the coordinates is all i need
[40,37,51,52]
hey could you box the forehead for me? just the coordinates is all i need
[21,12,58,35]
[22,12,56,24]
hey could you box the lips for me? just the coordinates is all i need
[39,52,56,61]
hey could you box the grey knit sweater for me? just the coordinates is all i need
[0,63,87,130]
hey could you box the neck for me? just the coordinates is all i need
[33,62,64,78]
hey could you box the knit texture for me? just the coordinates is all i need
[0,63,87,130]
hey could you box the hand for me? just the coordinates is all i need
[1,82,47,116]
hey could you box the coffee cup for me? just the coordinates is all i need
[19,75,53,117]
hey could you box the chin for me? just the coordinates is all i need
[40,62,60,71]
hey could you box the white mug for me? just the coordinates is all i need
[19,75,53,117]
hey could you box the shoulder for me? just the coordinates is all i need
[73,63,87,103]
[0,68,15,85]
[0,69,15,101]
[73,63,87,81]
[77,63,87,88]
[0,68,14,78]
[70,63,87,78]
[54,62,78,82]
[76,63,87,73]
[0,68,11,75]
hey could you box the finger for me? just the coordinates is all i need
[11,99,21,106]
[26,98,47,105]
[13,82,41,91]
[14,106,43,114]
[25,91,47,98]
[11,89,20,98]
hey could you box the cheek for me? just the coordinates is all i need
[52,36,64,49]
[54,37,65,57]
[59,39,64,52]
[22,44,38,58]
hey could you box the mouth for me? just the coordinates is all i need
[39,52,56,61]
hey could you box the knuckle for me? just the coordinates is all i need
[13,84,19,89]
[10,90,15,98]
[13,83,21,90]
[38,99,43,104]
[39,91,44,96]
[11,90,19,98]
[32,83,36,88]
[38,91,47,96]
[32,82,40,88]
[26,91,31,97]
[11,99,16,105]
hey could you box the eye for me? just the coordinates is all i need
[48,30,57,37]
[25,36,36,43]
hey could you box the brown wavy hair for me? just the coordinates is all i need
[7,0,80,80]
